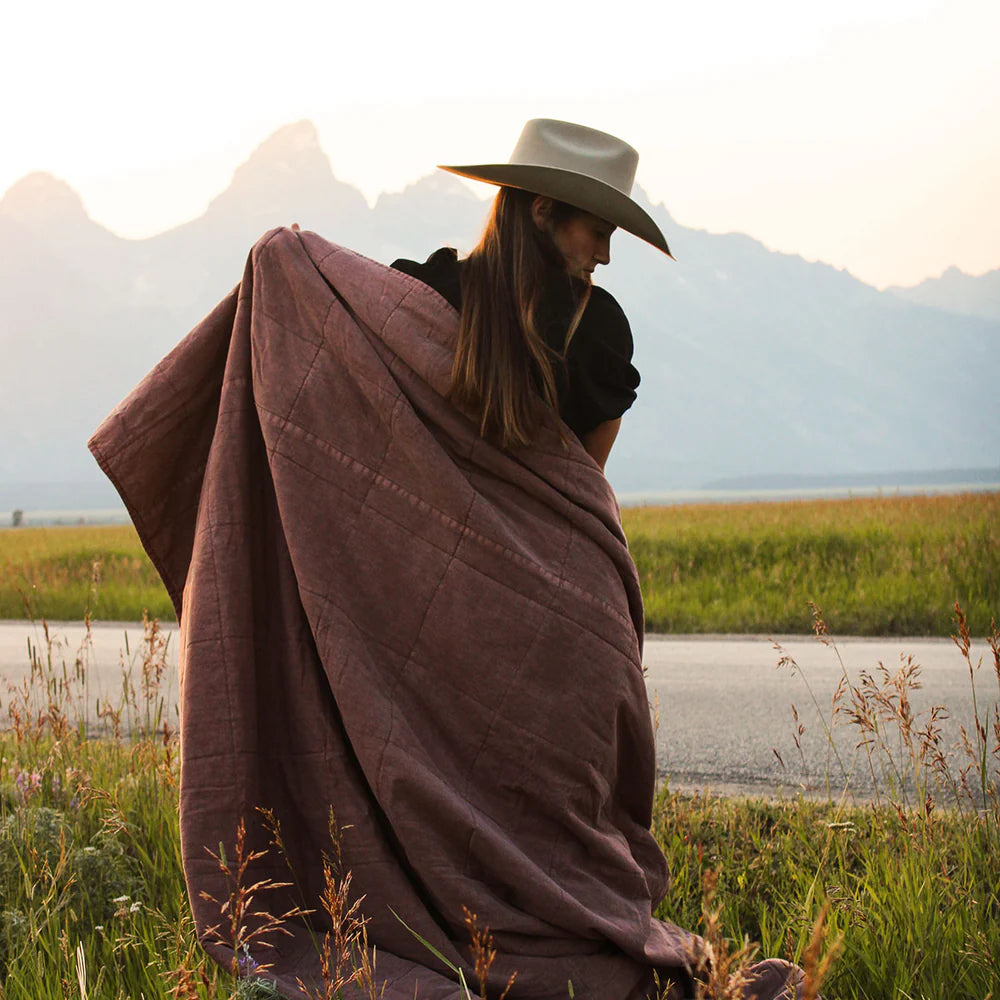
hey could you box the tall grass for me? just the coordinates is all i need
[0,617,227,999]
[0,525,173,622]
[624,492,999,635]
[654,606,1000,998]
[1,605,996,997]
[4,493,996,634]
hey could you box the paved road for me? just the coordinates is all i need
[0,620,180,733]
[1,622,993,799]
[644,634,994,800]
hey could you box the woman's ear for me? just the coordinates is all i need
[531,195,554,231]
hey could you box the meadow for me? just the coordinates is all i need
[2,493,998,635]
[0,493,997,997]
[623,492,999,635]
[0,609,997,997]
[0,525,174,623]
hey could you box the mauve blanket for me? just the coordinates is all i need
[88,229,795,1000]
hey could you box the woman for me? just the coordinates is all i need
[90,119,809,1000]
[391,117,671,473]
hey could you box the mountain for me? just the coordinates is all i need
[0,173,180,483]
[371,172,489,264]
[597,203,999,489]
[888,267,1000,322]
[704,467,1000,491]
[1,121,997,505]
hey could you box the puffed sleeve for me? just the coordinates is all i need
[560,286,641,438]
[390,247,462,312]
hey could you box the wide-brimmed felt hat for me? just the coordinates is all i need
[438,118,671,257]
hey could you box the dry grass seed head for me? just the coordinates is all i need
[199,816,308,979]
[799,903,840,1000]
[461,906,516,1000]
[807,603,831,646]
[691,870,756,1000]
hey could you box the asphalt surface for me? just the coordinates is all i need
[645,634,994,800]
[1,622,992,799]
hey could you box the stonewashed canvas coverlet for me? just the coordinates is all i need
[89,229,801,1000]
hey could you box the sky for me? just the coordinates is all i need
[3,0,998,289]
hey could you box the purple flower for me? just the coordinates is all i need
[237,944,260,975]
[13,770,42,802]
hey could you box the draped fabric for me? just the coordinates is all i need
[89,228,802,1000]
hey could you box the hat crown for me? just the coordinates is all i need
[436,118,671,255]
[509,119,639,199]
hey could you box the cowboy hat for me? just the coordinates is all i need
[438,118,672,257]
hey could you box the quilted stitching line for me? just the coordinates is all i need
[273,445,634,662]
[455,512,576,876]
[307,238,458,321]
[372,505,471,802]
[302,391,399,653]
[295,545,634,673]
[257,407,633,632]
[305,255,608,490]
[257,305,330,345]
[296,233,599,475]
[188,501,241,800]
[387,645,619,762]
[260,342,327,463]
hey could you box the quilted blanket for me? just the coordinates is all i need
[88,229,796,1000]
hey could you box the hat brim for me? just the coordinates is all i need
[438,163,672,258]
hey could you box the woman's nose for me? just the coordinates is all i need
[595,239,611,265]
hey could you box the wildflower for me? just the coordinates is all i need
[13,770,43,802]
[237,943,261,975]
[129,901,142,913]
[111,895,130,904]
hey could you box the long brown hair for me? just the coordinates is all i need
[451,187,591,448]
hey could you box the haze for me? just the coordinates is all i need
[4,0,999,289]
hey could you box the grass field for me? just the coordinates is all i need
[0,524,174,623]
[2,493,997,635]
[0,611,997,997]
[623,492,999,635]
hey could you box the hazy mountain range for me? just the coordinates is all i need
[1,120,997,508]
[888,267,1000,322]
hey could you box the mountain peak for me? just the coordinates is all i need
[0,171,89,225]
[221,119,332,195]
[373,170,485,212]
[247,119,322,165]
[888,263,1000,321]
[633,184,675,227]
[203,119,368,225]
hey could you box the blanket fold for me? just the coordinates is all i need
[89,228,704,999]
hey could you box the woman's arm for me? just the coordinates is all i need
[580,417,621,472]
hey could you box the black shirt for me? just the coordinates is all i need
[391,248,640,439]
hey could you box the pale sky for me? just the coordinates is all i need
[3,0,998,289]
